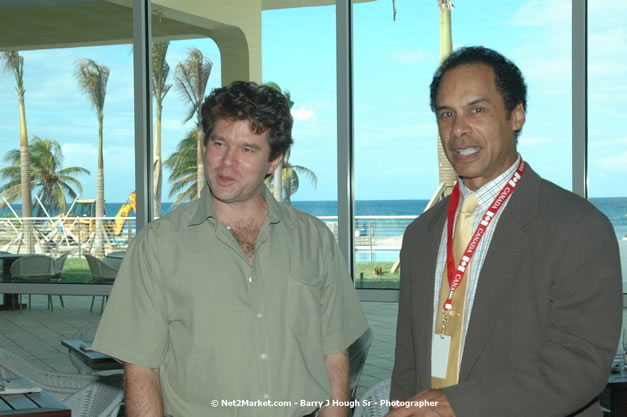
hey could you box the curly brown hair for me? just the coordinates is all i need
[201,81,294,161]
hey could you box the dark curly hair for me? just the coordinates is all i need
[201,81,293,161]
[430,46,527,138]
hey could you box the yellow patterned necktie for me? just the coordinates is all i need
[432,193,478,388]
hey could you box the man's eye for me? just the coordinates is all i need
[472,107,483,113]
[439,111,453,119]
[243,147,254,153]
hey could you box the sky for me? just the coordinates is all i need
[0,0,626,207]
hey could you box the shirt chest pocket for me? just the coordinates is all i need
[286,273,323,336]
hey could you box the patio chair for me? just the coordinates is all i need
[103,250,125,270]
[54,251,71,279]
[9,254,64,311]
[0,347,123,417]
[349,327,373,401]
[352,377,391,417]
[68,321,101,374]
[84,254,118,314]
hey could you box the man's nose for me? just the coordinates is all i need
[451,114,470,137]
[221,147,237,166]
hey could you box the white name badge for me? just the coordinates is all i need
[432,333,451,379]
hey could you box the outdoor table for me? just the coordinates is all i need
[0,253,26,310]
[608,354,627,417]
[0,377,70,417]
[61,339,123,372]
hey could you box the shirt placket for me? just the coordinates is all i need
[249,222,272,402]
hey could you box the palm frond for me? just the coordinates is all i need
[74,58,110,114]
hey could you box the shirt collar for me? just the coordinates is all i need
[458,154,522,210]
[189,184,289,228]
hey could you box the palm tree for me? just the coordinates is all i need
[0,136,90,216]
[1,51,34,252]
[164,129,198,207]
[265,82,295,202]
[265,151,318,205]
[437,0,457,195]
[174,49,212,198]
[151,41,172,218]
[75,58,109,256]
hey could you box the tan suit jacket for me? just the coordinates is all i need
[391,165,622,417]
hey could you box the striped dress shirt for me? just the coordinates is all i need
[432,155,522,354]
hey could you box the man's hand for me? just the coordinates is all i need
[384,390,455,417]
[124,362,163,417]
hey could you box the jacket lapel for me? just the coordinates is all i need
[414,199,449,389]
[459,165,541,380]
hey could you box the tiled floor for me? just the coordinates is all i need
[2,296,624,405]
[0,295,397,397]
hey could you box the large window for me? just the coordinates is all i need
[262,6,339,224]
[352,0,572,290]
[0,2,136,257]
[587,1,627,290]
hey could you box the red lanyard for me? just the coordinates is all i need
[443,159,526,311]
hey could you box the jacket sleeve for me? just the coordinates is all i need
[390,228,420,401]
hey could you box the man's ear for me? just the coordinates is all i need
[267,153,284,176]
[511,103,525,131]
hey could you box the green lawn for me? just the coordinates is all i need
[58,258,402,288]
[60,258,93,283]
[354,261,400,289]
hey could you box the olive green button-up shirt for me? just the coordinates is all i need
[93,186,368,417]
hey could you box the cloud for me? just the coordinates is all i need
[62,143,97,159]
[589,136,627,147]
[390,49,431,65]
[506,0,571,27]
[592,151,627,173]
[519,136,552,146]
[292,107,316,121]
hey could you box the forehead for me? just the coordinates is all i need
[437,64,501,105]
[213,118,270,144]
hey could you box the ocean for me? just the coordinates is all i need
[2,197,626,241]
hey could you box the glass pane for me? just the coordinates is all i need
[587,2,627,292]
[353,0,572,289]
[0,2,136,260]
[150,37,221,218]
[263,7,338,225]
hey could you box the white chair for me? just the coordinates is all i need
[54,251,71,279]
[0,347,123,417]
[103,251,125,270]
[84,254,118,314]
[349,328,373,401]
[9,254,63,311]
[353,377,391,417]
[68,322,101,375]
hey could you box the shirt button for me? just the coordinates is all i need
[260,353,268,360]
[257,313,263,319]
[263,394,269,399]
[248,276,252,283]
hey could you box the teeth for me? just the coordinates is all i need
[456,147,479,156]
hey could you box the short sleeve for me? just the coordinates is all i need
[319,228,369,355]
[92,225,169,368]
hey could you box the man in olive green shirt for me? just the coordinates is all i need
[93,81,368,417]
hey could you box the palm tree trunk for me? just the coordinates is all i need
[438,1,457,193]
[94,116,105,256]
[18,95,34,253]
[154,103,163,218]
[196,120,205,197]
[273,162,283,202]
